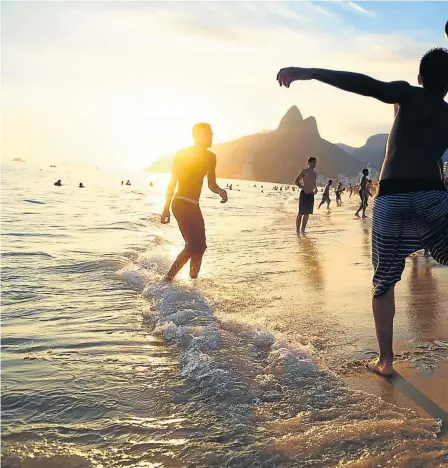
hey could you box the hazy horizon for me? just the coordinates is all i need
[3,1,447,170]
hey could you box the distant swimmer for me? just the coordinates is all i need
[318,179,332,209]
[54,180,62,186]
[295,157,318,234]
[277,47,448,377]
[161,123,227,280]
[79,183,84,188]
[121,181,124,185]
[355,169,370,218]
[126,180,131,186]
[335,182,344,205]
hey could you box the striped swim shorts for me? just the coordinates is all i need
[372,190,448,297]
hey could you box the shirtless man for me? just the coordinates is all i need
[355,169,371,218]
[277,47,448,376]
[294,157,318,234]
[161,123,227,280]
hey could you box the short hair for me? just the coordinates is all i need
[419,48,448,95]
[362,168,369,175]
[192,122,212,138]
[308,157,316,163]
[328,179,333,184]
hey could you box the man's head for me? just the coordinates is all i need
[418,47,448,97]
[192,123,213,149]
[328,179,333,185]
[362,168,369,176]
[308,157,317,169]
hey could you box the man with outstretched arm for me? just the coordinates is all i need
[161,123,227,280]
[295,157,318,234]
[277,47,448,376]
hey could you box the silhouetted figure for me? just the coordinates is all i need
[335,182,343,205]
[161,123,227,280]
[121,181,124,185]
[126,180,131,186]
[54,180,62,186]
[355,169,371,218]
[318,180,332,209]
[79,183,84,188]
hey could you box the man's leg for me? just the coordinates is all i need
[371,287,395,376]
[188,207,207,279]
[190,252,205,279]
[165,249,192,280]
[296,213,303,233]
[301,214,309,233]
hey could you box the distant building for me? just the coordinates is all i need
[317,175,326,186]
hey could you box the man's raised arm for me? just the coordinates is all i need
[277,67,412,104]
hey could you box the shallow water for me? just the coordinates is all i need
[2,164,447,467]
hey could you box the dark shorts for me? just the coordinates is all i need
[372,191,448,297]
[299,190,314,215]
[172,198,207,255]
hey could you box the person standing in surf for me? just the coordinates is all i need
[161,123,227,280]
[277,47,448,377]
[295,157,318,234]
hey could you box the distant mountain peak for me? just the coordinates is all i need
[303,116,319,137]
[278,105,303,130]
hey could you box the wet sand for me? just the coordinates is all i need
[203,188,448,437]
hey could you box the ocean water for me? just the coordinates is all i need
[2,163,447,467]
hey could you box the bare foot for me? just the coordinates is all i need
[362,215,368,219]
[163,275,173,282]
[367,358,394,377]
[355,213,360,218]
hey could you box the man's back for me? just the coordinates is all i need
[381,87,448,180]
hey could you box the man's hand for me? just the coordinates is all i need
[161,210,170,224]
[277,67,314,88]
[219,189,228,204]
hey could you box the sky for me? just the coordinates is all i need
[2,1,448,171]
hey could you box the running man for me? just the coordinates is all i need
[295,157,318,234]
[318,180,332,209]
[355,169,371,218]
[161,123,227,280]
[277,47,448,376]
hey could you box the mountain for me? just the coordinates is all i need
[351,134,388,168]
[146,106,363,182]
[336,143,356,155]
[337,134,388,168]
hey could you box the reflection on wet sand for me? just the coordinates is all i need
[362,223,370,259]
[406,257,441,339]
[296,235,325,292]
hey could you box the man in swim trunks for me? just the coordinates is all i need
[318,179,332,209]
[277,47,448,376]
[161,123,228,280]
[355,169,371,218]
[295,157,318,234]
